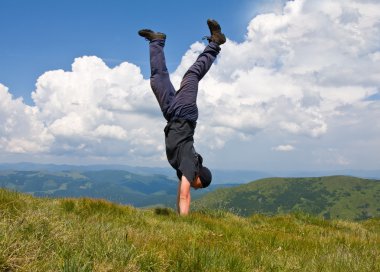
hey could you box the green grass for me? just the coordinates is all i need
[1,188,379,271]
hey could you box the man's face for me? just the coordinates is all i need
[191,176,203,190]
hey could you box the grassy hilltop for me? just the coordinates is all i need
[194,176,380,220]
[1,188,379,271]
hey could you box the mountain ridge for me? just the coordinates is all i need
[194,175,380,221]
[1,162,380,183]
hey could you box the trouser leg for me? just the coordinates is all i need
[149,39,176,121]
[175,42,221,107]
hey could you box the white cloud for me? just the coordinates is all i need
[272,145,295,152]
[0,84,53,153]
[93,125,128,140]
[192,0,380,141]
[29,56,166,160]
[0,0,379,170]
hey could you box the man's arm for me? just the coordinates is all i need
[177,175,191,215]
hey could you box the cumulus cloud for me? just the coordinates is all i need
[0,84,53,153]
[29,56,166,160]
[0,0,379,169]
[191,0,380,143]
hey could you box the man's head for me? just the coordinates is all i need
[191,166,212,190]
[199,166,212,188]
[194,154,212,189]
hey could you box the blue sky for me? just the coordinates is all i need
[0,0,379,172]
[1,0,278,104]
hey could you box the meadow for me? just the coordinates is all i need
[1,188,379,271]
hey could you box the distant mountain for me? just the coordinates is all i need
[0,170,238,208]
[270,169,380,180]
[2,162,380,184]
[194,176,380,220]
[0,162,269,184]
[0,162,174,176]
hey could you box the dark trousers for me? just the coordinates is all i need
[149,39,220,122]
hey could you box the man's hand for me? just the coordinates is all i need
[177,175,191,215]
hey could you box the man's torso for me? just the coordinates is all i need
[164,119,200,182]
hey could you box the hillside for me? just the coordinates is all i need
[1,189,379,271]
[0,170,236,208]
[194,176,380,220]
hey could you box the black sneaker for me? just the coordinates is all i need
[205,19,226,45]
[138,29,166,41]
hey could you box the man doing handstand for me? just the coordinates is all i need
[138,19,226,215]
